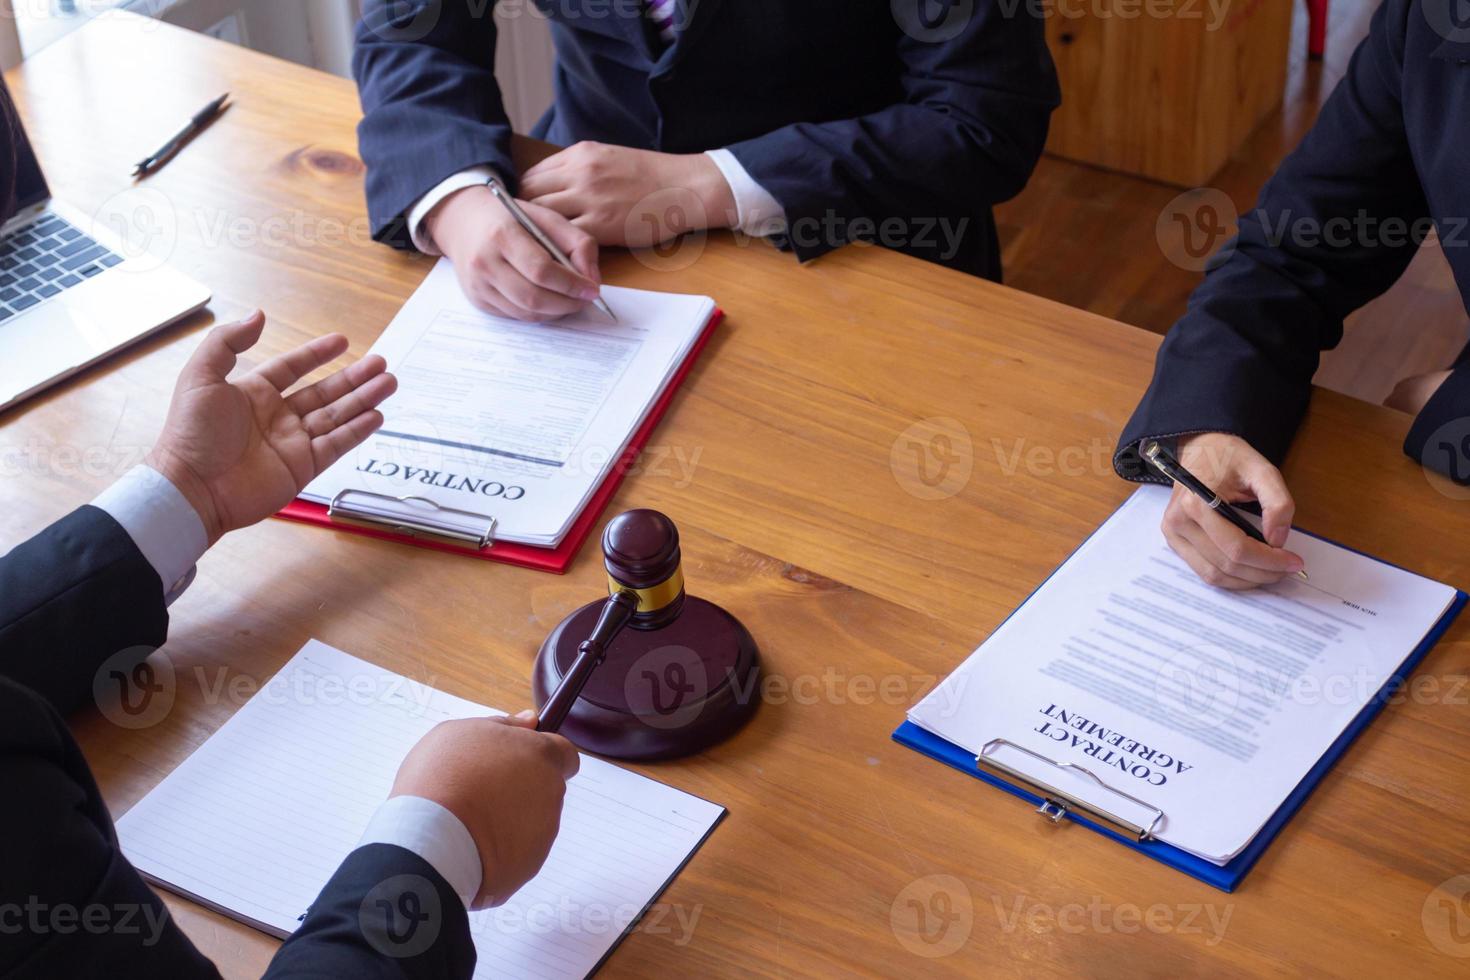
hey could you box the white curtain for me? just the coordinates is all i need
[0,0,22,69]
[494,2,554,133]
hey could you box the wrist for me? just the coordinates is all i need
[681,153,736,231]
[425,185,493,257]
[144,447,223,545]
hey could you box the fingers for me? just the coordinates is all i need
[1162,485,1303,590]
[1166,434,1306,589]
[1173,518,1283,587]
[301,370,397,437]
[523,193,611,258]
[495,711,579,777]
[484,713,578,776]
[255,333,350,392]
[523,190,579,218]
[1183,493,1304,577]
[489,250,592,318]
[183,310,266,385]
[543,732,581,779]
[567,232,600,284]
[468,277,542,322]
[516,164,570,202]
[286,354,387,416]
[310,408,385,473]
[1163,522,1259,591]
[456,235,593,321]
[497,217,601,315]
[522,199,600,283]
[1242,458,1297,548]
[434,186,600,321]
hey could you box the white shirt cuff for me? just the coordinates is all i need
[407,165,501,255]
[359,795,483,909]
[705,148,787,237]
[91,465,208,606]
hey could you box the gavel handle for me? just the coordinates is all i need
[536,591,639,734]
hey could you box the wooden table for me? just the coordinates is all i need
[5,14,1469,979]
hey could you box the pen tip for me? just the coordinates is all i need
[1297,570,1310,582]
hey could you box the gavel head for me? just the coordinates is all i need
[603,509,685,629]
[535,506,761,759]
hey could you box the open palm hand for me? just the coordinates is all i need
[145,312,397,543]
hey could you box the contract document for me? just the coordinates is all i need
[908,486,1459,864]
[301,259,716,547]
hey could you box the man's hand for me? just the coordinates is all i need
[519,142,735,247]
[1385,369,1451,415]
[390,713,579,909]
[145,312,397,544]
[426,184,602,321]
[1159,433,1305,590]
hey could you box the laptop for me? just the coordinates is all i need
[0,74,210,413]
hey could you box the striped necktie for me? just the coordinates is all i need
[645,0,679,46]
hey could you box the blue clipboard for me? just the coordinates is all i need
[892,503,1468,893]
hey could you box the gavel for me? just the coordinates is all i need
[531,509,760,759]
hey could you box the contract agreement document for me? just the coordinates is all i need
[907,486,1459,864]
[300,259,716,547]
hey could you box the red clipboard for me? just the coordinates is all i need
[275,309,723,574]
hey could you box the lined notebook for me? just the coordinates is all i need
[116,641,725,978]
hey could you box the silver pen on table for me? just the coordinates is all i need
[484,178,617,322]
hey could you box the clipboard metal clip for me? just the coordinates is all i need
[976,738,1164,843]
[328,489,497,550]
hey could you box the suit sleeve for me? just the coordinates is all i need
[354,0,513,249]
[725,2,1058,263]
[1115,0,1425,482]
[1404,364,1470,479]
[0,505,168,715]
[264,844,475,980]
[0,681,221,978]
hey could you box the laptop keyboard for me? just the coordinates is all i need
[0,213,124,322]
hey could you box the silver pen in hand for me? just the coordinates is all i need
[484,178,617,322]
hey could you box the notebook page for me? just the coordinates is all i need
[117,640,724,978]
[908,485,1457,863]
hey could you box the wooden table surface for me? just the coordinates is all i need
[6,14,1469,979]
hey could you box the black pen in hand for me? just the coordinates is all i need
[1144,440,1309,582]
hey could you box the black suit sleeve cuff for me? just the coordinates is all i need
[1404,365,1470,481]
[265,843,474,980]
[0,505,167,714]
[1113,335,1311,482]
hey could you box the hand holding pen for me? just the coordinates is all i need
[1146,433,1308,590]
[423,178,610,323]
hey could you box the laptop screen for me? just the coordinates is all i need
[0,73,49,225]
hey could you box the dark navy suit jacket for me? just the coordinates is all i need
[353,0,1059,279]
[1118,0,1470,483]
[0,507,474,979]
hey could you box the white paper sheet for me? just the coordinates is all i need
[117,641,724,978]
[908,486,1457,863]
[300,259,714,546]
